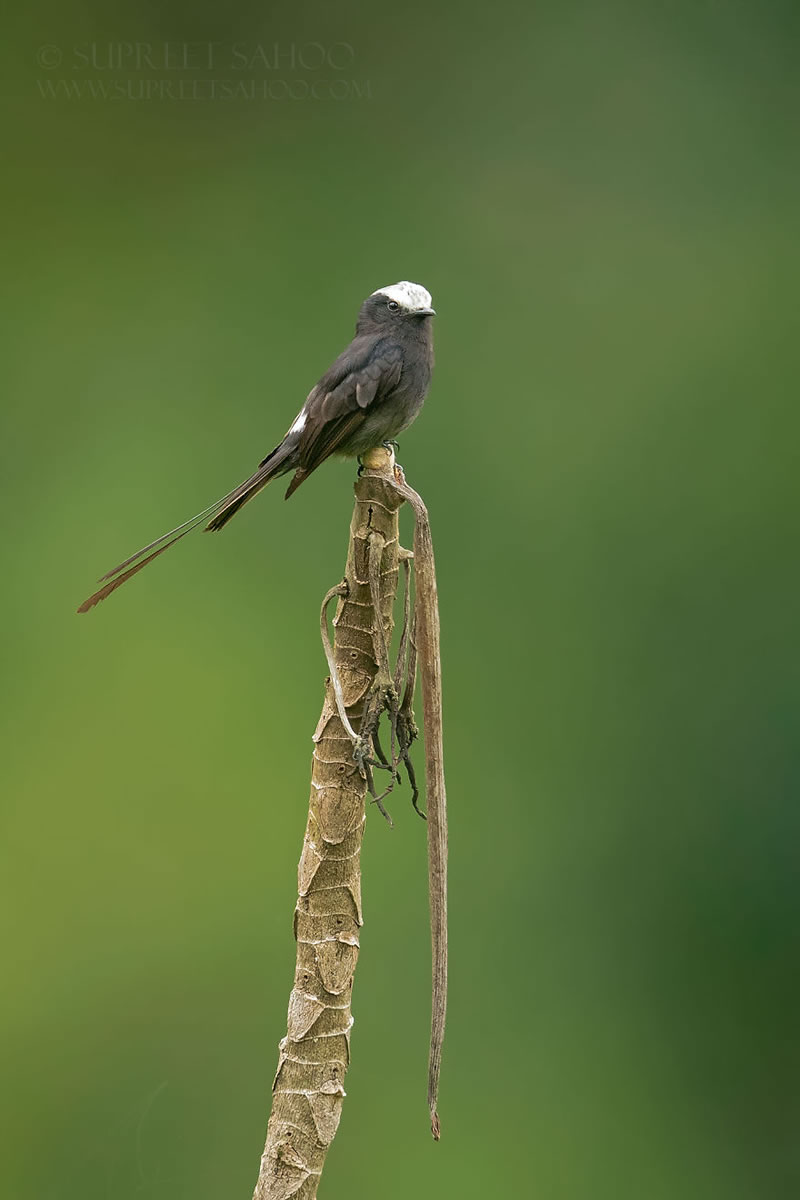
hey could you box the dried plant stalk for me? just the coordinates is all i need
[252,450,403,1200]
[389,472,448,1139]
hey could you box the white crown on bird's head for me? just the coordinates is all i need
[372,281,434,313]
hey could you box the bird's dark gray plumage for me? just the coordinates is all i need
[78,281,435,612]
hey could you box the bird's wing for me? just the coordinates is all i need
[296,339,404,475]
[206,339,404,518]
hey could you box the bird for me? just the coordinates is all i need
[77,281,435,613]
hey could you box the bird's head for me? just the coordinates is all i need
[357,281,436,332]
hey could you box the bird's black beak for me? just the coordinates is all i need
[415,307,436,316]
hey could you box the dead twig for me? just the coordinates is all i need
[252,446,448,1200]
[251,454,406,1199]
[385,469,448,1140]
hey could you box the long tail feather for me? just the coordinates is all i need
[97,499,223,582]
[77,444,292,613]
[204,477,272,531]
[77,527,198,613]
[204,445,289,532]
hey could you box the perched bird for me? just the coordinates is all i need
[78,281,435,613]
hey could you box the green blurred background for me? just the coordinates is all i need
[2,2,798,1197]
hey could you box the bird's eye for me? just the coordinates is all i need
[387,300,400,312]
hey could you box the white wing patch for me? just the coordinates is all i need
[371,280,433,312]
[290,410,307,433]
